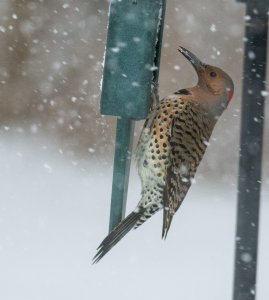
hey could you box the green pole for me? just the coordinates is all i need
[109,118,134,231]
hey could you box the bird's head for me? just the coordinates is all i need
[178,46,234,119]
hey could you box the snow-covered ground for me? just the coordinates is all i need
[0,130,268,300]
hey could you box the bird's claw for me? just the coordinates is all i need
[150,80,160,110]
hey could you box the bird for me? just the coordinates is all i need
[93,46,234,263]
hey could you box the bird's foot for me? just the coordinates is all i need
[132,0,138,4]
[150,80,160,111]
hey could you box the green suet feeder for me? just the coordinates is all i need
[100,0,166,231]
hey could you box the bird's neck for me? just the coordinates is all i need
[187,86,227,121]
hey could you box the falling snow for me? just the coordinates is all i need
[210,24,217,32]
[0,1,268,300]
[261,90,269,97]
[241,252,252,263]
[248,51,256,60]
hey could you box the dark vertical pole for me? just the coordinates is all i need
[233,1,268,299]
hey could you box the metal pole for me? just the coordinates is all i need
[233,1,268,299]
[109,118,134,231]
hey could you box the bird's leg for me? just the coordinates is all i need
[143,80,159,129]
[150,80,160,112]
[132,0,138,4]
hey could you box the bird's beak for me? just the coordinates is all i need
[178,46,204,73]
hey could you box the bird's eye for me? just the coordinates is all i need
[209,71,217,77]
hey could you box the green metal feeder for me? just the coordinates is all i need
[100,0,166,231]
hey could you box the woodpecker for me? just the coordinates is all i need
[93,46,234,263]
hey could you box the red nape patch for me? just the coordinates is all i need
[228,90,233,102]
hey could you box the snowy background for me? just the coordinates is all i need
[0,0,268,299]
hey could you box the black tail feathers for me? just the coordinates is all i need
[92,209,143,264]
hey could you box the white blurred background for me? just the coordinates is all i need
[0,1,268,299]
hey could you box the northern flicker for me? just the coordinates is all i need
[93,46,234,263]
